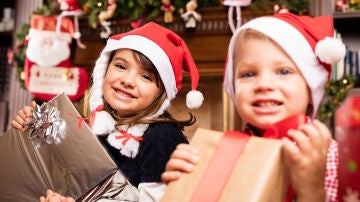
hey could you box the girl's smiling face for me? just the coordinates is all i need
[233,36,311,130]
[102,49,161,116]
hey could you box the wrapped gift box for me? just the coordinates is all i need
[335,88,360,201]
[162,128,287,202]
[0,93,119,201]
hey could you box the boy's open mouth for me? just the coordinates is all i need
[253,101,282,107]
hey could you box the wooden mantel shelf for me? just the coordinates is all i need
[73,6,273,77]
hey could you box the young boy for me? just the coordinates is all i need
[162,13,345,202]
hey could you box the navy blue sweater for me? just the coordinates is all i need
[98,122,189,187]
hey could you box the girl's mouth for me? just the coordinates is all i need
[114,88,135,98]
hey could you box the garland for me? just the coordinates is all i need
[318,75,355,123]
[14,0,309,89]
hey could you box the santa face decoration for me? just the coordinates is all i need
[24,14,88,102]
[26,32,70,67]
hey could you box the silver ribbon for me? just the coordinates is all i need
[24,103,66,148]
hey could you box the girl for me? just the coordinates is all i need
[12,22,204,202]
[161,13,345,202]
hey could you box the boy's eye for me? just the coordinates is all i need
[278,69,290,75]
[240,72,255,78]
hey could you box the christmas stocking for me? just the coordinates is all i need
[24,14,88,101]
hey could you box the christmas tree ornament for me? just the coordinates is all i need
[223,0,252,33]
[161,0,175,23]
[98,0,117,39]
[181,0,202,31]
[56,0,86,49]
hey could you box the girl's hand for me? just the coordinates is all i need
[11,101,36,131]
[39,190,75,202]
[161,143,200,184]
[282,119,331,202]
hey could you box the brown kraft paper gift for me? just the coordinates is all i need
[162,128,286,202]
[0,93,120,201]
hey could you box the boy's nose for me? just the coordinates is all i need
[254,74,275,92]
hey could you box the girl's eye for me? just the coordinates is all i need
[141,74,153,81]
[115,64,126,70]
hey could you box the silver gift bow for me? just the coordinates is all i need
[24,103,66,148]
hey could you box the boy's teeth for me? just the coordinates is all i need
[258,102,277,107]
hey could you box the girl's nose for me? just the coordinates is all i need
[120,72,136,87]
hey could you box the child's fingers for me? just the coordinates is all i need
[282,137,301,162]
[16,106,33,122]
[287,129,312,153]
[165,158,196,173]
[170,144,199,164]
[161,170,181,183]
[308,120,331,148]
[10,119,24,130]
[31,101,37,108]
[297,120,331,154]
[39,196,46,202]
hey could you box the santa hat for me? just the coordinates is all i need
[224,13,346,118]
[89,22,203,135]
[27,14,79,44]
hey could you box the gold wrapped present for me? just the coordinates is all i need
[162,128,287,202]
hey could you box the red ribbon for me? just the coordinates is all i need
[115,130,144,145]
[69,105,104,129]
[263,114,309,139]
[190,131,250,202]
[190,114,308,201]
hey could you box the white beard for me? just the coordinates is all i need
[27,33,70,67]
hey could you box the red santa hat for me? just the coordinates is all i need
[89,22,203,135]
[27,14,79,44]
[224,13,346,118]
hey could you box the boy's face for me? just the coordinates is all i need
[233,38,310,130]
[102,49,161,116]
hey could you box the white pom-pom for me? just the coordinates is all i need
[315,37,346,64]
[186,90,204,109]
[73,32,81,39]
[91,111,116,135]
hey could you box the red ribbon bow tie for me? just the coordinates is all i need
[115,130,144,145]
[263,114,309,139]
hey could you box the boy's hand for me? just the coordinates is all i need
[161,143,199,184]
[11,101,36,131]
[282,119,331,202]
[39,190,75,202]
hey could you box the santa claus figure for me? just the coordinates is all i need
[56,0,85,48]
[25,14,88,101]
